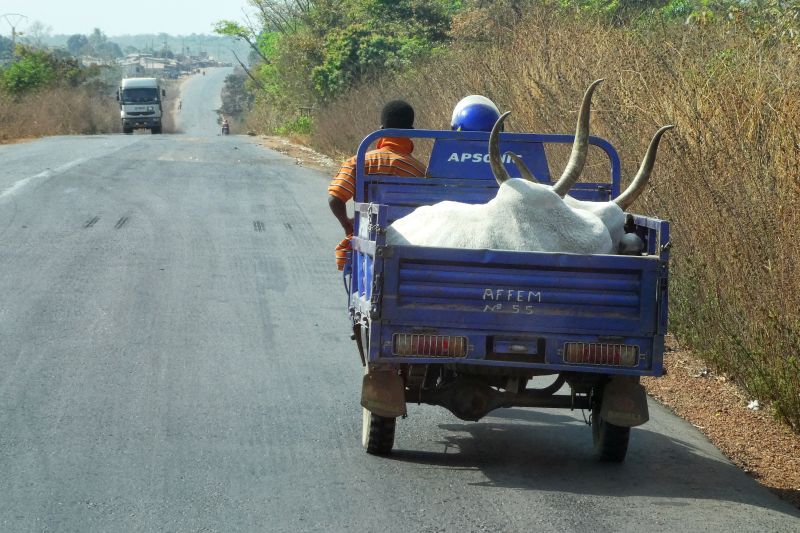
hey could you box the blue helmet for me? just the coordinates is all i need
[451,95,501,132]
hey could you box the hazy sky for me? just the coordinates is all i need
[0,0,252,36]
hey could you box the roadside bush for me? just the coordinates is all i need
[220,71,253,119]
[0,87,119,141]
[1,49,56,94]
[0,45,95,94]
[0,45,121,141]
[276,115,313,136]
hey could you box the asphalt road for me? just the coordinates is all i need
[1,72,799,533]
[175,67,230,135]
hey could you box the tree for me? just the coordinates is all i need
[214,19,270,64]
[214,0,459,127]
[1,48,55,94]
[0,45,90,94]
[96,40,123,59]
[218,0,456,100]
[66,34,89,56]
[20,20,52,48]
[88,28,107,50]
[304,0,453,98]
[67,29,122,60]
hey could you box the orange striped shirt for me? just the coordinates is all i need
[327,137,426,202]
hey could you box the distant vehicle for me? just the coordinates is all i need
[117,78,166,134]
[221,119,229,135]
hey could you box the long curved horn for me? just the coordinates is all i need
[506,152,536,182]
[489,111,512,185]
[551,79,604,197]
[614,125,675,210]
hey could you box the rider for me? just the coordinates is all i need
[221,118,229,132]
[328,100,426,271]
[450,95,501,132]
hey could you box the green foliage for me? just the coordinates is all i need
[1,48,56,94]
[659,0,695,19]
[276,115,314,135]
[311,25,436,98]
[0,45,101,96]
[214,19,270,65]
[256,32,279,60]
[213,20,251,40]
[216,0,456,123]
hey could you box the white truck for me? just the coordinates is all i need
[117,78,166,134]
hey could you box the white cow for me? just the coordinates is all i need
[387,176,614,254]
[386,80,672,255]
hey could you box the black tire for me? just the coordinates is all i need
[592,401,630,462]
[151,126,162,134]
[123,127,133,134]
[361,407,395,456]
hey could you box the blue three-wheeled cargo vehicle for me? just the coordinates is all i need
[344,124,670,463]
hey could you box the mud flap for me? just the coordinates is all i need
[361,370,406,418]
[352,324,366,367]
[600,377,649,427]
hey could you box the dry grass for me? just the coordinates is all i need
[309,9,800,431]
[243,93,286,136]
[0,87,119,142]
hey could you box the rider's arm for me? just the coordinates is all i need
[328,156,357,236]
[328,195,353,236]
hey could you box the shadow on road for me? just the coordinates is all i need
[389,408,800,517]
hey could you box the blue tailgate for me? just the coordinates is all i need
[350,204,669,377]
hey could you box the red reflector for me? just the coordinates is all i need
[392,334,467,357]
[563,342,638,367]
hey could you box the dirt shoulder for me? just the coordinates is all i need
[162,76,190,134]
[0,137,36,145]
[258,134,800,510]
[257,135,338,173]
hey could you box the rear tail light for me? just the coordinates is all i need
[392,334,467,358]
[563,342,638,367]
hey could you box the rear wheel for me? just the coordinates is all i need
[361,407,395,456]
[151,126,162,134]
[592,396,630,462]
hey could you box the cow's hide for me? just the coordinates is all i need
[563,196,626,251]
[386,179,614,255]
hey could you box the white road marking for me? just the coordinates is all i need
[0,157,88,201]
